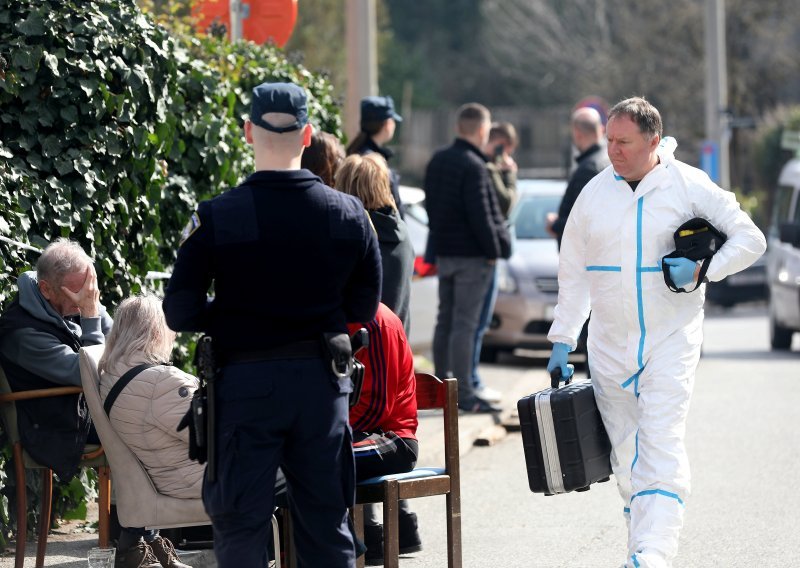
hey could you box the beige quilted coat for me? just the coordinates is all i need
[99,360,204,498]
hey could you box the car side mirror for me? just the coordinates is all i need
[778,222,800,248]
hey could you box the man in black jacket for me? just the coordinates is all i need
[424,103,511,413]
[549,106,610,248]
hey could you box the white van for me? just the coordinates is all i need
[766,158,800,349]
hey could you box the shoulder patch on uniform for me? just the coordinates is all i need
[180,212,201,246]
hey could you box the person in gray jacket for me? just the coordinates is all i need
[0,239,112,480]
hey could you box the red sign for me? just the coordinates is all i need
[194,0,298,47]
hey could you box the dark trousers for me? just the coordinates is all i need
[353,431,418,482]
[203,358,356,568]
[353,432,418,526]
[433,256,495,407]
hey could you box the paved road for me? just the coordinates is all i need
[400,304,800,568]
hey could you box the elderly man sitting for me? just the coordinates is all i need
[0,238,112,481]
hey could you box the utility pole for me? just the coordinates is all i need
[229,0,245,42]
[705,0,730,189]
[345,0,378,140]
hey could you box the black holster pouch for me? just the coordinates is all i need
[662,217,727,293]
[321,332,354,396]
[177,335,217,480]
[349,328,369,408]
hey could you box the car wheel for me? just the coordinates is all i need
[770,312,794,350]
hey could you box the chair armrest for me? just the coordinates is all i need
[82,446,105,460]
[0,386,83,402]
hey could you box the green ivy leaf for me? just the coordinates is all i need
[26,151,46,170]
[43,52,59,76]
[40,135,62,158]
[15,11,45,36]
[78,78,97,97]
[60,105,78,124]
[53,155,74,175]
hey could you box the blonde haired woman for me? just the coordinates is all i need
[99,294,198,568]
[335,153,414,332]
[335,153,420,560]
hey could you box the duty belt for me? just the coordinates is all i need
[225,340,323,364]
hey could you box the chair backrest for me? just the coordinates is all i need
[79,345,209,529]
[78,346,160,494]
[0,365,21,445]
[414,373,460,479]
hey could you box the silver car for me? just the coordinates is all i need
[399,185,438,355]
[481,179,569,361]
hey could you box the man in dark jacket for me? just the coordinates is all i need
[0,239,112,480]
[549,106,610,248]
[424,103,511,413]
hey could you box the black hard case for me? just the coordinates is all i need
[517,379,612,495]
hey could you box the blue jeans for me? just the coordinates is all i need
[432,256,495,408]
[471,265,499,389]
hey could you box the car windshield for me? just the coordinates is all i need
[511,195,562,239]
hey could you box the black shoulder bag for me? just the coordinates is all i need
[662,217,727,293]
[103,363,157,416]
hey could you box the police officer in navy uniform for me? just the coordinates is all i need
[346,95,404,215]
[163,82,382,568]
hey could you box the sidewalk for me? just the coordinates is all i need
[0,356,557,567]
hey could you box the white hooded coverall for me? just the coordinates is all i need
[548,139,766,568]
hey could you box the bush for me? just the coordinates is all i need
[0,0,341,544]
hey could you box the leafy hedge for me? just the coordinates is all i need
[0,0,341,544]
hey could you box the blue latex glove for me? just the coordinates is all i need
[663,257,698,288]
[547,342,574,382]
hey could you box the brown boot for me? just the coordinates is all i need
[114,541,162,568]
[149,535,193,568]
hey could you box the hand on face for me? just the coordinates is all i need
[60,265,100,318]
[500,153,518,172]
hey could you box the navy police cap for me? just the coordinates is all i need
[250,82,309,133]
[360,95,402,123]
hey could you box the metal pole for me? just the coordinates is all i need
[705,0,730,189]
[345,0,377,140]
[230,0,243,42]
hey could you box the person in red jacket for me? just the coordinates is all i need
[348,303,420,565]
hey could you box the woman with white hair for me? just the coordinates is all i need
[98,294,198,568]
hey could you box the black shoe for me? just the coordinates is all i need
[364,524,383,566]
[459,398,502,413]
[398,512,422,554]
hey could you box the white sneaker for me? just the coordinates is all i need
[474,385,502,403]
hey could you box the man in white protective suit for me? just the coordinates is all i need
[546,96,766,568]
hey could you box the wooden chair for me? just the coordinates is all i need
[352,373,462,568]
[0,365,110,568]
